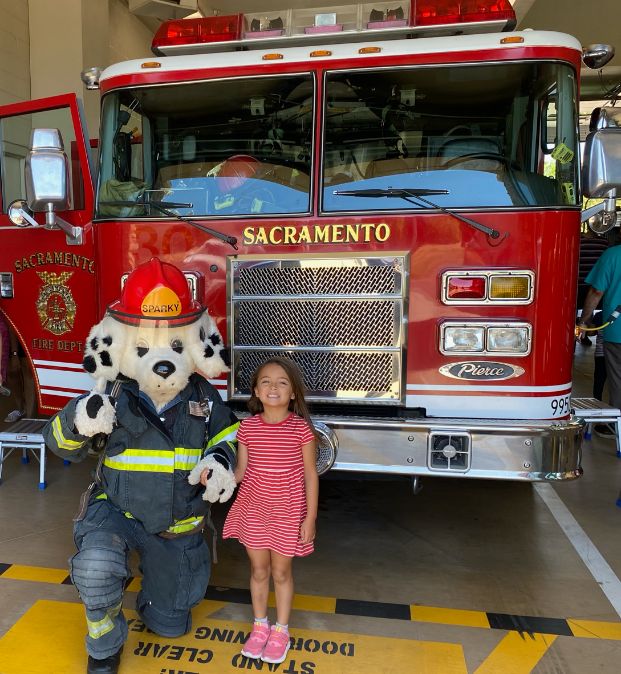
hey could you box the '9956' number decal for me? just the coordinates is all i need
[550,395,570,416]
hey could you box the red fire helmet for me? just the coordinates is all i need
[216,154,260,193]
[108,257,203,326]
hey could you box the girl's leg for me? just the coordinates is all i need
[246,547,271,619]
[270,551,294,626]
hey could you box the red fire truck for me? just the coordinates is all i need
[1,1,620,483]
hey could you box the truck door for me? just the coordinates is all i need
[0,94,98,413]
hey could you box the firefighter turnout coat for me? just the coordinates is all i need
[44,373,238,535]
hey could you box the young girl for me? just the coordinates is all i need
[212,357,318,664]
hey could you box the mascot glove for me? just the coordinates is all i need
[188,456,236,504]
[74,393,116,437]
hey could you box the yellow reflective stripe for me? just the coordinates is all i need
[167,515,204,534]
[87,601,122,639]
[226,440,238,457]
[52,416,84,451]
[206,422,239,450]
[104,448,174,473]
[174,447,202,471]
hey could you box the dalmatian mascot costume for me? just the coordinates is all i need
[43,258,238,674]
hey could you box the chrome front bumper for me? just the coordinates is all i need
[315,414,584,481]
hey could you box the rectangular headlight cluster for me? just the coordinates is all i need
[442,270,534,304]
[441,322,531,356]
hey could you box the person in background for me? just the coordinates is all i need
[576,232,609,346]
[4,331,27,422]
[213,357,319,665]
[592,311,607,402]
[0,315,10,397]
[579,241,621,439]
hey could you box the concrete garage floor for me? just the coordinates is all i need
[0,345,620,673]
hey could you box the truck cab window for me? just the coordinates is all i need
[323,62,579,212]
[96,74,314,219]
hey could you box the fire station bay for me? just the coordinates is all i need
[2,2,621,673]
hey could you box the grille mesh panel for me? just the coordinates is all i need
[236,300,397,347]
[235,350,395,394]
[237,264,397,296]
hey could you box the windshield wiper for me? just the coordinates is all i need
[99,199,238,249]
[333,187,502,239]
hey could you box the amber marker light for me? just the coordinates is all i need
[500,36,524,44]
[141,61,162,68]
[359,47,382,54]
[489,275,530,300]
[310,50,332,57]
[262,53,284,60]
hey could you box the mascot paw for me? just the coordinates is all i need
[188,456,236,503]
[75,393,116,437]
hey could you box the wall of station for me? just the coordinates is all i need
[0,0,152,134]
[0,0,30,106]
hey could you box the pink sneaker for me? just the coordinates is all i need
[241,621,270,659]
[261,626,291,664]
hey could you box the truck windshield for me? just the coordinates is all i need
[96,74,314,218]
[322,61,579,212]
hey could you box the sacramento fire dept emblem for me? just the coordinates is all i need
[36,271,76,335]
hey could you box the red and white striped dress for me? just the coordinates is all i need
[223,413,315,557]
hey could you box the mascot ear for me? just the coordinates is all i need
[82,315,126,383]
[188,312,230,379]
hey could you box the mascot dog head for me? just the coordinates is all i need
[82,258,229,410]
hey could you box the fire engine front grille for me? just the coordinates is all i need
[236,300,397,347]
[230,256,406,403]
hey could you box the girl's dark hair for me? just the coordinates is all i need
[247,357,317,436]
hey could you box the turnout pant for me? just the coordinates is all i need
[71,498,211,660]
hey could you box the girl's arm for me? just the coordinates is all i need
[233,441,248,483]
[300,439,319,543]
[200,441,248,485]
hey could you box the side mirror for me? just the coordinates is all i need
[23,128,81,244]
[581,128,621,233]
[582,129,621,198]
[25,128,70,211]
[582,44,615,70]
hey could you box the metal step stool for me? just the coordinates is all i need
[571,398,621,458]
[0,419,49,489]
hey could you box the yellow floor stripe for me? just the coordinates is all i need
[267,590,337,613]
[2,565,68,584]
[568,619,621,640]
[0,600,469,674]
[2,562,621,641]
[474,632,556,674]
[411,605,490,629]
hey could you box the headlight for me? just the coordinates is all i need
[487,326,530,353]
[443,326,484,352]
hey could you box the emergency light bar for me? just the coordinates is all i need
[152,1,516,55]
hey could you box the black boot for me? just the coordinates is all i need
[87,647,122,674]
